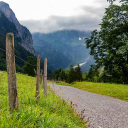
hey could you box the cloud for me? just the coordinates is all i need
[19,5,106,33]
[80,6,106,17]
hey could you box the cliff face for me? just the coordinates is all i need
[0,1,36,55]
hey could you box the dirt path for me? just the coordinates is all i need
[48,83,128,128]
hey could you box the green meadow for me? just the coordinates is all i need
[55,81,128,102]
[0,71,89,128]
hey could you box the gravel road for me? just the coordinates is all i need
[48,83,128,128]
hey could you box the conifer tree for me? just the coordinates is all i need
[59,69,66,81]
[68,65,76,83]
[52,69,61,80]
[75,64,82,82]
[23,56,37,76]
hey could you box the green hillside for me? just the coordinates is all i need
[0,71,89,127]
[55,81,128,102]
[32,30,93,71]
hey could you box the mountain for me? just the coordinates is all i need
[32,30,94,72]
[0,2,53,77]
[0,1,36,55]
[0,9,35,72]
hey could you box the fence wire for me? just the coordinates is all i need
[0,46,44,90]
[0,47,37,67]
[0,84,36,89]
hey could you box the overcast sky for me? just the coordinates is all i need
[1,0,120,33]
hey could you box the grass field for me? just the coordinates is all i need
[55,81,128,102]
[0,71,89,128]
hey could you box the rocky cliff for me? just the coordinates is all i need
[0,1,36,55]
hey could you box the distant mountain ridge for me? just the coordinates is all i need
[0,1,36,55]
[32,30,94,72]
[0,1,53,77]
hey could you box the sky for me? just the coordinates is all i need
[1,0,120,33]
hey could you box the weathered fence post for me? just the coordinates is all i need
[40,69,43,83]
[44,58,47,95]
[36,55,40,98]
[6,33,18,113]
[42,75,44,86]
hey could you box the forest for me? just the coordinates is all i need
[52,64,82,83]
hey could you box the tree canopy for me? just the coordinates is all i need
[75,64,82,82]
[52,64,82,83]
[85,0,128,84]
[23,56,37,76]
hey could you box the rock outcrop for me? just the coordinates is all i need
[0,1,36,55]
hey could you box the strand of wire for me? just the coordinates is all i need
[0,47,6,52]
[15,55,37,67]
[0,47,44,74]
[0,84,36,89]
[0,47,37,67]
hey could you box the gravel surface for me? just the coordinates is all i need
[48,83,128,128]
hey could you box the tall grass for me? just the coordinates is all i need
[55,81,128,102]
[0,71,89,128]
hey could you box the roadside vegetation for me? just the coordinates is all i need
[0,71,89,128]
[52,64,82,83]
[55,81,128,102]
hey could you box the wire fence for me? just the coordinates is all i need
[0,46,40,90]
[0,45,45,91]
[0,84,36,89]
[0,47,37,67]
[0,34,48,126]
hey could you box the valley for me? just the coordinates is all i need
[0,1,94,76]
[32,30,94,72]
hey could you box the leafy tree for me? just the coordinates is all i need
[75,64,82,82]
[52,69,62,80]
[82,72,87,81]
[52,69,68,81]
[68,65,76,83]
[59,69,66,81]
[64,70,69,82]
[85,0,128,84]
[86,65,95,81]
[23,56,37,76]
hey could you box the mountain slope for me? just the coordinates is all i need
[0,1,36,55]
[0,4,53,77]
[0,10,36,72]
[32,30,94,72]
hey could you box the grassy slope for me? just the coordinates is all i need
[55,81,128,102]
[0,71,89,128]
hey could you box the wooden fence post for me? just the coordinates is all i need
[44,58,47,95]
[36,55,40,98]
[6,33,18,113]
[40,69,43,83]
[42,74,44,87]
